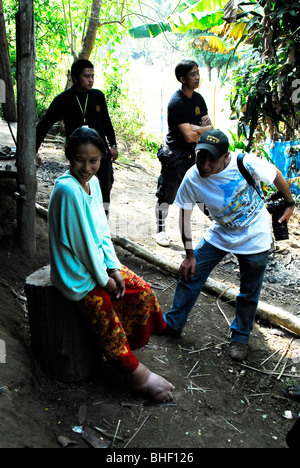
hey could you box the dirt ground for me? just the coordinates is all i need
[0,121,300,450]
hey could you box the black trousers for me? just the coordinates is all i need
[97,156,114,207]
[156,157,194,205]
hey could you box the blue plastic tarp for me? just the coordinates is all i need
[264,139,300,197]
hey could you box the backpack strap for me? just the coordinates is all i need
[237,153,263,199]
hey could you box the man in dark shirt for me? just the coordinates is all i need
[155,59,212,247]
[36,59,118,212]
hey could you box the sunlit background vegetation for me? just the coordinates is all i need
[2,0,300,189]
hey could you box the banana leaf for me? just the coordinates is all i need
[129,22,172,39]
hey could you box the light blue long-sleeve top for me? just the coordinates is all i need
[48,170,121,301]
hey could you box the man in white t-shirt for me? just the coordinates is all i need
[162,129,295,362]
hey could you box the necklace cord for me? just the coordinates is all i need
[76,94,89,123]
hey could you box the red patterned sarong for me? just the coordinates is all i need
[78,265,166,374]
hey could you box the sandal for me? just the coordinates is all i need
[284,384,300,401]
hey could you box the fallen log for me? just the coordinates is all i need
[111,233,300,337]
[112,233,180,277]
[13,192,48,219]
[35,202,48,218]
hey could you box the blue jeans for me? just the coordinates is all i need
[164,239,269,344]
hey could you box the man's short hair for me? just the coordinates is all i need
[71,59,94,79]
[175,60,198,82]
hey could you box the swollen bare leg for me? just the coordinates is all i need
[80,281,174,401]
[125,363,175,402]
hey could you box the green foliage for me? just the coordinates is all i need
[228,0,300,148]
[3,0,162,155]
[4,0,70,114]
[102,57,161,155]
[3,0,137,117]
[129,0,300,148]
[228,130,247,152]
[129,22,172,38]
[128,0,231,38]
[102,57,129,110]
[192,45,238,80]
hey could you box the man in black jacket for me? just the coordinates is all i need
[36,59,118,212]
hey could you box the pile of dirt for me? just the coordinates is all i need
[0,137,300,449]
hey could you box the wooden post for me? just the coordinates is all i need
[25,265,98,382]
[15,0,36,257]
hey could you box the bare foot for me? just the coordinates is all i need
[126,363,175,402]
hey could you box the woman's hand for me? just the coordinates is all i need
[105,270,125,299]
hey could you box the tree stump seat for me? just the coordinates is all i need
[25,265,97,382]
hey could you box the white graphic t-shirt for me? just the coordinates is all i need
[175,152,277,254]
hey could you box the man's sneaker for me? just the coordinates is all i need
[155,231,170,247]
[230,342,248,362]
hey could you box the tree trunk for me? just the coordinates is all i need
[15,1,36,257]
[0,0,17,122]
[79,0,102,59]
[65,0,102,90]
[25,265,98,382]
[206,62,212,82]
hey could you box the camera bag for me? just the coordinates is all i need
[237,154,291,241]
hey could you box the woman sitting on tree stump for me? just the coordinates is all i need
[48,126,174,402]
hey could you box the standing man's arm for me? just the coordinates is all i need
[179,120,213,143]
[36,95,62,152]
[35,96,63,166]
[201,115,212,126]
[273,169,295,224]
[109,145,118,161]
[179,208,196,281]
[100,92,119,161]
